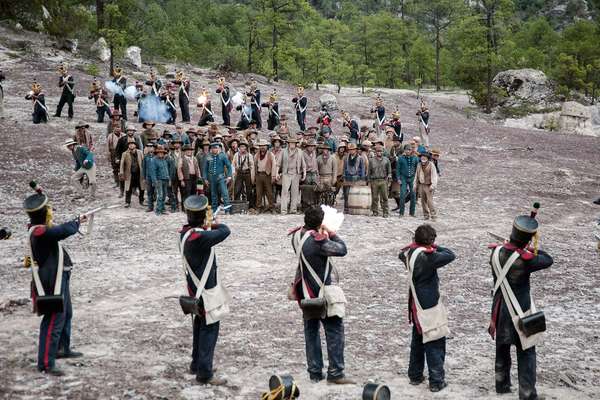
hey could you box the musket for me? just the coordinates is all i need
[212,204,231,220]
[83,204,120,235]
[487,231,507,243]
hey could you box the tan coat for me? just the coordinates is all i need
[119,149,145,191]
[233,151,256,182]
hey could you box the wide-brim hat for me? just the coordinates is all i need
[362,140,372,147]
[64,138,77,147]
[184,195,209,212]
[318,143,331,151]
[209,142,221,148]
[126,126,137,132]
[111,110,122,118]
[347,143,357,150]
[186,127,197,134]
[238,140,249,148]
[373,140,384,146]
[143,121,156,127]
[337,142,347,149]
[257,139,269,147]
[403,144,413,151]
[154,145,167,153]
[430,147,441,156]
[287,137,300,144]
[271,135,283,144]
[307,126,319,131]
[75,122,89,129]
[304,139,317,147]
[182,144,193,151]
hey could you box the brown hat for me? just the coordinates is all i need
[201,139,211,146]
[75,121,89,129]
[287,136,300,144]
[154,144,167,154]
[318,143,331,150]
[238,139,249,148]
[186,127,197,134]
[373,139,384,146]
[271,135,283,144]
[362,140,372,147]
[347,143,358,150]
[182,144,193,151]
[304,139,317,147]
[431,148,441,156]
[126,126,137,132]
[257,139,269,147]
[111,109,121,118]
[143,120,156,128]
[127,137,137,145]
[338,142,347,149]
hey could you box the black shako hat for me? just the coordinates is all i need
[24,181,48,213]
[184,195,209,212]
[510,202,540,244]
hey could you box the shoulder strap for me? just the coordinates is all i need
[406,247,426,312]
[491,246,535,318]
[294,231,329,299]
[491,246,520,298]
[28,226,64,296]
[180,229,216,299]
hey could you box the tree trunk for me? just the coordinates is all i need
[272,24,278,81]
[337,83,341,93]
[109,44,114,76]
[247,25,254,71]
[435,27,441,91]
[96,0,104,31]
[485,10,493,114]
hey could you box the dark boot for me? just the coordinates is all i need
[391,197,400,212]
[56,350,83,359]
[41,366,65,376]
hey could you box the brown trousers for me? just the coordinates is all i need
[418,184,436,218]
[255,172,274,210]
[370,179,389,216]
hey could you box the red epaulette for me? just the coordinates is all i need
[33,226,46,237]
[287,226,302,236]
[188,231,202,241]
[518,250,535,261]
[488,243,499,249]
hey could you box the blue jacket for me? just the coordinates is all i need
[323,137,337,152]
[181,224,231,293]
[397,155,419,180]
[142,154,154,182]
[73,145,94,170]
[202,152,232,182]
[343,154,365,181]
[167,155,178,180]
[150,157,170,182]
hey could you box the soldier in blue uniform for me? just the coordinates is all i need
[24,182,86,376]
[488,203,553,400]
[248,79,262,129]
[261,89,280,131]
[397,144,418,217]
[179,194,230,385]
[215,77,232,126]
[54,64,75,120]
[25,80,48,124]
[172,71,191,123]
[112,65,127,120]
[202,142,233,212]
[292,86,307,131]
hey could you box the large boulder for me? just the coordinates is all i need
[90,37,110,62]
[319,93,338,111]
[493,69,555,110]
[126,46,142,69]
[59,38,78,53]
[559,101,593,135]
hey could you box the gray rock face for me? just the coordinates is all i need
[319,93,338,111]
[126,46,142,69]
[60,38,78,53]
[559,101,594,135]
[493,69,555,110]
[90,37,110,62]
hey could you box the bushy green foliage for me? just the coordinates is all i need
[8,0,600,107]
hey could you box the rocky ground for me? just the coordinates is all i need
[1,24,600,400]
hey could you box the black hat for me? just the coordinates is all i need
[510,203,540,245]
[24,181,49,224]
[184,195,209,212]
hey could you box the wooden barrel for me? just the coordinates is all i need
[348,185,371,215]
[362,383,391,400]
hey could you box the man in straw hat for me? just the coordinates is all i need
[54,64,75,120]
[179,194,230,385]
[414,151,438,221]
[25,80,48,124]
[232,139,255,210]
[289,206,355,385]
[316,143,337,206]
[120,138,145,208]
[488,203,553,400]
[342,143,366,214]
[64,139,97,200]
[203,141,233,212]
[368,143,392,217]
[254,138,277,213]
[24,182,87,376]
[399,224,456,392]
[73,122,94,151]
[178,144,202,208]
[280,135,306,214]
[149,144,171,215]
[397,144,419,217]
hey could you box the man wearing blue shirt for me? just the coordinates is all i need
[202,142,233,211]
[64,139,96,200]
[149,145,171,215]
[397,144,419,217]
